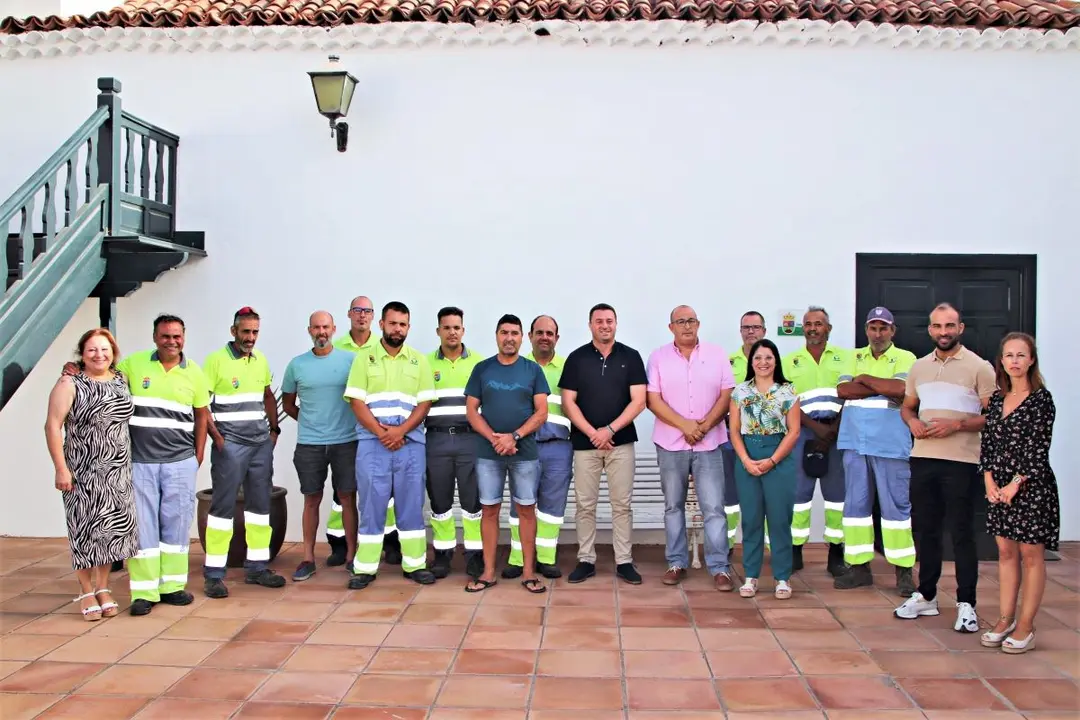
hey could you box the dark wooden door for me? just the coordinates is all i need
[854,254,1038,563]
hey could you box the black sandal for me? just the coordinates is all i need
[521,578,547,594]
[465,578,497,593]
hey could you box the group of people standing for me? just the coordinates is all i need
[45,297,1058,655]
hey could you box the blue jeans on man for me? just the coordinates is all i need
[657,446,730,575]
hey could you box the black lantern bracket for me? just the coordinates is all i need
[307,55,359,153]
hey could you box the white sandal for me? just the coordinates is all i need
[775,580,793,600]
[95,588,119,618]
[739,578,758,598]
[1001,631,1036,654]
[981,616,1017,648]
[74,591,102,621]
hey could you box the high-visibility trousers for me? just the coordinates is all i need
[508,439,573,567]
[203,440,274,580]
[841,450,915,567]
[426,431,481,559]
[792,428,845,546]
[353,439,427,574]
[129,457,198,601]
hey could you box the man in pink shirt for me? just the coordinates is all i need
[646,305,737,591]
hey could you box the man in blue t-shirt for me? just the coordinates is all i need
[281,311,359,581]
[464,314,550,595]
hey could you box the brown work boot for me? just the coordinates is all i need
[714,572,735,592]
[662,566,686,586]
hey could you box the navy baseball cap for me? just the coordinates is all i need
[866,307,895,325]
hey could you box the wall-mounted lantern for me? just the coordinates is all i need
[307,55,358,153]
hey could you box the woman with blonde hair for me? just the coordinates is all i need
[978,332,1057,654]
[44,328,139,620]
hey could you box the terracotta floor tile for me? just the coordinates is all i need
[849,626,943,650]
[383,624,466,648]
[706,650,797,678]
[685,591,754,610]
[536,650,621,677]
[75,664,189,696]
[427,710,526,720]
[901,677,1012,710]
[10,613,93,636]
[627,714,730,720]
[534,712,625,720]
[308,622,394,646]
[0,635,73,661]
[477,583,553,606]
[345,586,418,604]
[621,627,700,651]
[0,661,105,693]
[627,678,721,710]
[0,692,64,720]
[281,588,349,604]
[251,671,356,703]
[1039,650,1080,679]
[256,601,335,622]
[773,629,861,650]
[871,650,975,677]
[544,607,617,626]
[463,627,542,650]
[790,650,884,675]
[233,701,332,719]
[963,650,1064,678]
[542,627,620,650]
[160,616,249,641]
[923,628,997,652]
[548,590,616,607]
[409,586,483,606]
[344,674,442,706]
[807,676,913,709]
[920,713,1026,720]
[437,674,531,707]
[41,634,146,663]
[333,708,427,720]
[619,607,693,627]
[724,713,825,720]
[717,677,816,712]
[761,608,842,630]
[165,668,270,700]
[201,641,297,669]
[325,604,404,623]
[398,604,475,625]
[625,649,712,680]
[453,649,536,675]
[531,677,624,710]
[988,678,1080,710]
[192,598,275,619]
[691,609,768,629]
[135,697,241,719]
[697,628,779,651]
[87,615,178,638]
[117,638,222,667]
[618,589,688,608]
[0,662,26,681]
[284,644,374,673]
[0,593,69,614]
[828,712,927,719]
[365,648,453,674]
[35,694,148,719]
[233,619,315,643]
[472,605,545,626]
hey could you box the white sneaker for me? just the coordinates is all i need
[894,592,940,619]
[954,602,979,633]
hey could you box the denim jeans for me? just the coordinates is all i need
[476,457,540,506]
[656,446,729,575]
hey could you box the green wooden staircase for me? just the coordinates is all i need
[1,77,206,410]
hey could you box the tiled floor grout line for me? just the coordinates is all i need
[425,575,481,720]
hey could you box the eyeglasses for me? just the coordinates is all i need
[741,324,764,332]
[672,319,699,328]
[350,307,374,315]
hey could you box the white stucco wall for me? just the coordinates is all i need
[1,35,1077,543]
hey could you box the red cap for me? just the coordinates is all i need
[235,306,256,316]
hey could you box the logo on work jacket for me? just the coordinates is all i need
[793,357,800,367]
[856,353,864,361]
[141,377,151,389]
[410,358,418,366]
[231,377,239,389]
[433,371,441,382]
[368,355,375,364]
[833,356,842,363]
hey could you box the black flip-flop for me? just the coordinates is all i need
[465,579,497,593]
[521,578,547,594]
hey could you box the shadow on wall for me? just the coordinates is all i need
[2,362,27,410]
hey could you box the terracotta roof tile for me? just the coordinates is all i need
[2,0,1079,34]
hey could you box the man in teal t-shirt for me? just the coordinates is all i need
[281,311,359,581]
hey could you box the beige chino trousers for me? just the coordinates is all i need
[573,444,636,565]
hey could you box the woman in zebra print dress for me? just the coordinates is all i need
[45,328,139,620]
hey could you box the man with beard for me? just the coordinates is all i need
[464,314,550,593]
[896,303,995,633]
[782,306,851,577]
[203,307,286,598]
[504,315,572,580]
[426,307,485,579]
[561,303,648,585]
[834,308,918,595]
[345,301,437,589]
[282,311,359,581]
[332,296,401,568]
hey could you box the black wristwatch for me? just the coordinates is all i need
[269,426,281,436]
[512,431,522,442]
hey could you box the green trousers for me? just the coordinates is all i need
[735,434,796,581]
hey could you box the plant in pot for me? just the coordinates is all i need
[195,388,289,567]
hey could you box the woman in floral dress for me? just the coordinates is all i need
[978,332,1057,655]
[729,339,801,600]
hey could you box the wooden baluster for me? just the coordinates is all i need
[65,157,76,226]
[155,141,165,203]
[41,179,55,257]
[140,134,151,199]
[85,137,98,202]
[167,144,177,209]
[18,197,34,280]
[124,127,135,193]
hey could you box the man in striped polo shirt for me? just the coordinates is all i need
[345,301,438,589]
[504,314,573,580]
[202,307,286,598]
[426,306,485,580]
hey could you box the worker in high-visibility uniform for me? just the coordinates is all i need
[331,295,401,568]
[344,301,437,589]
[781,306,852,577]
[834,307,917,595]
[202,307,286,598]
[503,315,573,580]
[426,307,485,579]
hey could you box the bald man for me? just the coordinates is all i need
[282,311,360,581]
